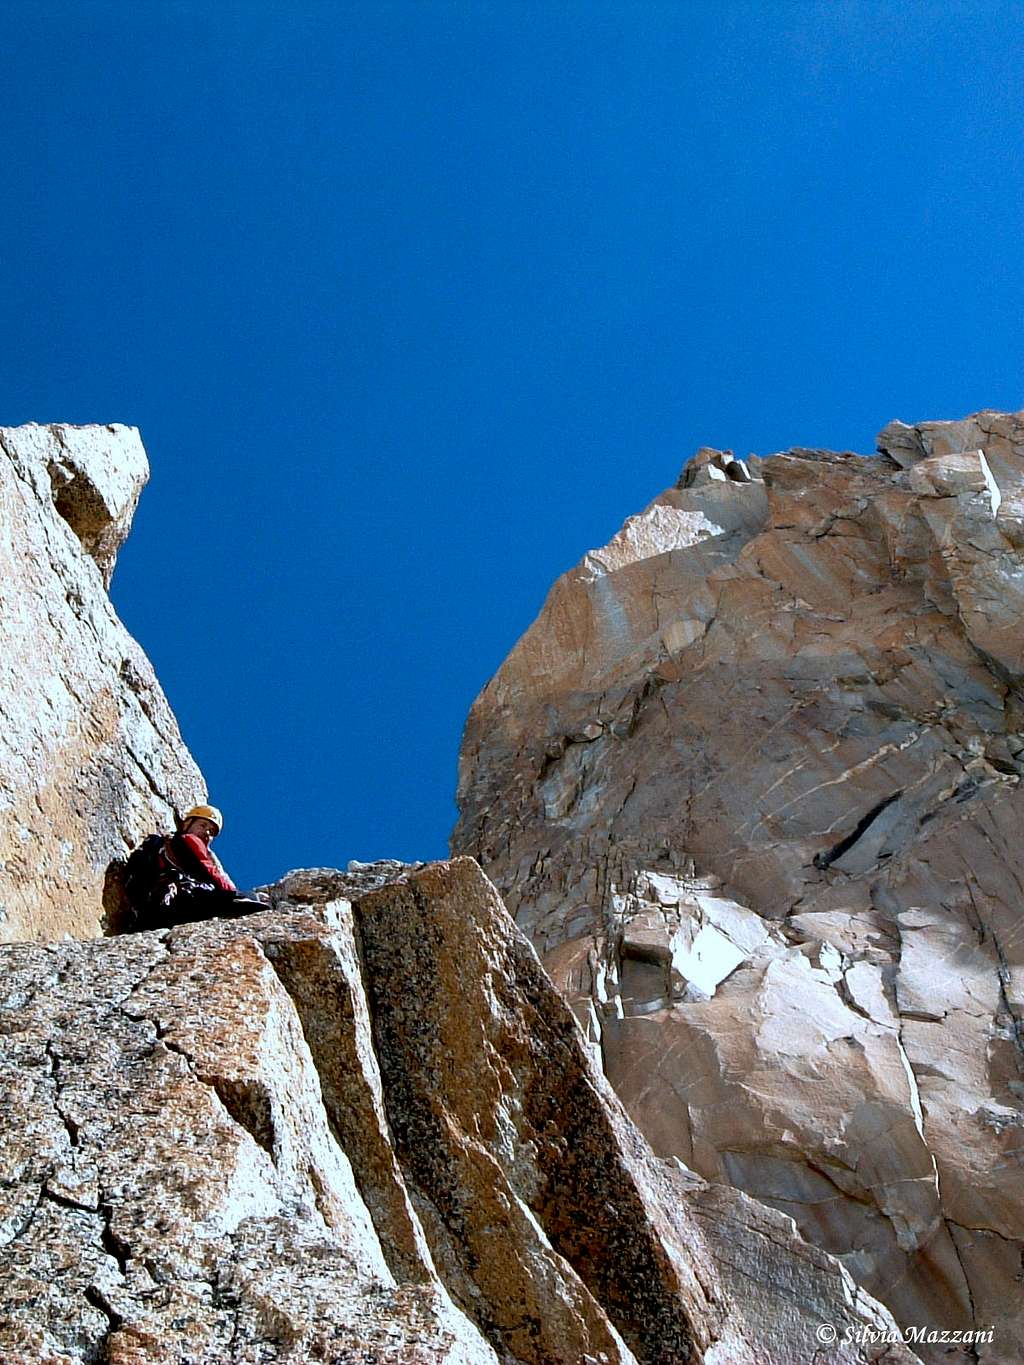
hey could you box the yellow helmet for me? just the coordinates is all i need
[182,804,223,835]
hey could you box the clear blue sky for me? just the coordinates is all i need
[2,1,1022,888]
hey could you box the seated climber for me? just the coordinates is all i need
[120,804,267,932]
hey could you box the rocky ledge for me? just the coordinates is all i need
[0,858,915,1364]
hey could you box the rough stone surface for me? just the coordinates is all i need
[0,423,204,944]
[0,857,920,1364]
[258,858,423,905]
[454,412,1024,1362]
[0,415,932,1362]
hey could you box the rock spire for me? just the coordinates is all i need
[0,424,204,943]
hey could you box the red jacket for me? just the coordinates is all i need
[167,833,237,893]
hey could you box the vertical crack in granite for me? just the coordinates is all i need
[256,909,439,1286]
[354,861,721,1365]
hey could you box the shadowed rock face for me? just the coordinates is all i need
[453,414,1024,1362]
[0,423,204,943]
[0,858,917,1364]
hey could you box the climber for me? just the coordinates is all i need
[120,804,267,932]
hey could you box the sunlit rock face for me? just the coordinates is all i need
[453,413,1024,1361]
[0,423,203,943]
[0,857,917,1365]
[0,415,951,1362]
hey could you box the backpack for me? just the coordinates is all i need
[122,833,170,911]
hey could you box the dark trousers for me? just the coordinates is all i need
[133,881,265,933]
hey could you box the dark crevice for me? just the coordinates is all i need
[210,1078,276,1159]
[98,1202,130,1276]
[621,938,673,968]
[945,1222,981,1364]
[101,861,133,936]
[305,1162,333,1227]
[157,1032,278,1161]
[86,1202,130,1362]
[836,975,875,1026]
[48,462,108,545]
[113,938,171,1014]
[42,1184,97,1213]
[84,1282,124,1350]
[813,791,903,870]
[56,1105,81,1149]
[120,960,280,1164]
[537,737,569,781]
[212,1242,243,1358]
[142,1255,168,1285]
[788,1157,872,1210]
[949,1221,1024,1245]
[45,1040,82,1150]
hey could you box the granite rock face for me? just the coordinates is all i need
[0,414,940,1361]
[0,856,918,1364]
[454,412,1024,1362]
[0,423,204,943]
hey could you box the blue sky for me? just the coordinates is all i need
[2,1,1022,888]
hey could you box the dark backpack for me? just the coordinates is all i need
[122,833,170,910]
